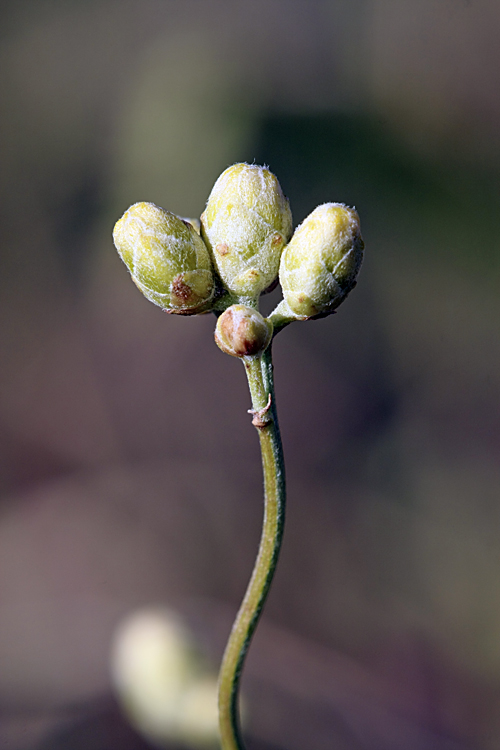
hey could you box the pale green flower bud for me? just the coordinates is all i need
[278,203,363,319]
[113,202,215,314]
[215,304,273,358]
[200,163,293,299]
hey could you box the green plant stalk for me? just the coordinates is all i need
[218,345,286,750]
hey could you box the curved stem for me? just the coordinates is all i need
[218,346,286,750]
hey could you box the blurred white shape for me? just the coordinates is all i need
[111,608,219,748]
[177,678,220,747]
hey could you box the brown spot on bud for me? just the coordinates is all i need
[219,310,260,357]
[271,233,283,247]
[171,275,193,302]
[216,242,229,256]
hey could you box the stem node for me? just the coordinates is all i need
[247,393,272,428]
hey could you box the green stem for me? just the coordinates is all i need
[218,345,286,750]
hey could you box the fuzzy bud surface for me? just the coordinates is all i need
[113,202,215,314]
[201,163,292,299]
[279,203,363,318]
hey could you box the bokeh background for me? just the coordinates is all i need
[1,1,500,748]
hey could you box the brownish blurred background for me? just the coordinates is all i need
[1,1,500,748]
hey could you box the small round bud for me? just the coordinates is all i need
[201,163,292,299]
[215,305,273,358]
[113,202,215,314]
[279,203,363,318]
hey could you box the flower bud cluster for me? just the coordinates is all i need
[112,163,363,357]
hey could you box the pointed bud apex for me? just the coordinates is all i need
[215,305,273,358]
[113,202,215,314]
[279,203,363,318]
[201,163,292,299]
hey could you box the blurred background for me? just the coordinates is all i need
[0,0,500,748]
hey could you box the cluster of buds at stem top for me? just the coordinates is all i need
[112,164,363,355]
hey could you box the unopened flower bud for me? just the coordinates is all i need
[113,202,215,314]
[201,163,292,299]
[215,305,273,358]
[279,203,363,318]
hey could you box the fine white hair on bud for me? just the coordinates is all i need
[278,203,364,319]
[201,163,292,300]
[113,202,215,315]
[215,304,273,358]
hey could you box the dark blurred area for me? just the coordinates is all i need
[1,0,500,748]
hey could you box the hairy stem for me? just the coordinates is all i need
[218,346,286,750]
